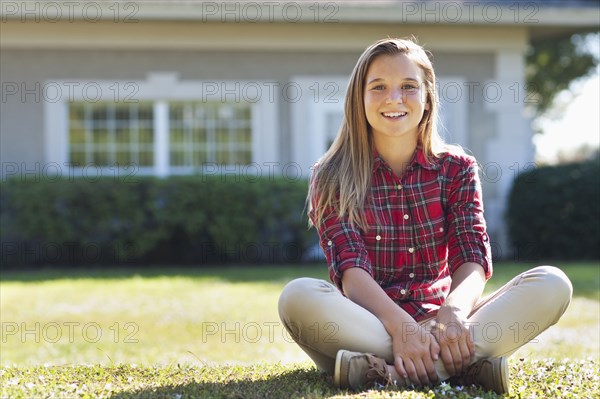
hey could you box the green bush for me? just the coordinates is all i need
[506,157,600,261]
[0,176,313,268]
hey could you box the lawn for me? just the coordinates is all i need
[1,262,599,398]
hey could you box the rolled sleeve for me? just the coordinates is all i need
[446,157,493,279]
[309,207,373,291]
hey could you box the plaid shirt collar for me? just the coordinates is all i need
[372,145,441,173]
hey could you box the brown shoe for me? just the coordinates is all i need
[450,357,509,394]
[333,350,393,390]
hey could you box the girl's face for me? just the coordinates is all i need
[363,53,429,145]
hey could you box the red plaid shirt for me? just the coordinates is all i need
[309,147,492,321]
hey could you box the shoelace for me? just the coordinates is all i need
[458,360,483,384]
[365,355,393,387]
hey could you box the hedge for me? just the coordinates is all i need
[506,157,600,261]
[0,176,315,268]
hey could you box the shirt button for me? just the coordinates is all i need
[327,240,332,247]
[375,235,381,241]
[409,273,415,278]
[403,214,409,220]
[400,289,407,295]
[408,247,415,253]
[397,184,403,190]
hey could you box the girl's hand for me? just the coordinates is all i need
[391,322,440,386]
[432,305,474,376]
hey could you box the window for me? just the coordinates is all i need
[45,74,278,176]
[68,102,154,167]
[168,101,252,170]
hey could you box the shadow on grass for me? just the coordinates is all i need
[108,367,338,399]
[104,367,508,399]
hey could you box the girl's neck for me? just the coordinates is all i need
[373,134,418,177]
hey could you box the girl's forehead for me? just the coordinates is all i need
[365,54,424,82]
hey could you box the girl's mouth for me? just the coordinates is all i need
[382,111,407,119]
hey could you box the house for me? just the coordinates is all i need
[1,1,598,258]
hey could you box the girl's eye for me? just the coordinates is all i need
[372,85,385,90]
[402,84,418,91]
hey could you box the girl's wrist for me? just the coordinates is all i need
[439,300,471,318]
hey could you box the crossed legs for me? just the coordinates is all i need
[278,266,572,381]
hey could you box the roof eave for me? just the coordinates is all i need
[1,3,598,27]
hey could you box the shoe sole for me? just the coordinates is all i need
[498,357,509,394]
[333,349,349,388]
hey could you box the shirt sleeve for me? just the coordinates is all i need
[446,156,493,279]
[308,203,373,292]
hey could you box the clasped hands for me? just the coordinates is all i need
[390,306,474,387]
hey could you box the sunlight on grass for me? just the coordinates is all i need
[0,272,311,366]
[0,263,598,398]
[1,263,598,368]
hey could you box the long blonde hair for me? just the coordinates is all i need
[308,37,446,231]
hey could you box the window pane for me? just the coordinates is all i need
[139,151,153,166]
[170,150,184,167]
[170,128,184,145]
[191,127,206,142]
[71,151,86,165]
[70,128,86,145]
[115,127,130,144]
[139,128,153,144]
[215,149,228,164]
[116,151,131,164]
[93,129,109,145]
[92,151,109,165]
[238,150,251,164]
[116,106,130,121]
[193,150,207,166]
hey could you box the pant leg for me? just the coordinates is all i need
[466,265,573,361]
[278,277,394,374]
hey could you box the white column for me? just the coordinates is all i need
[484,50,534,258]
[153,101,169,177]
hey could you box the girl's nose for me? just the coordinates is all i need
[387,88,404,104]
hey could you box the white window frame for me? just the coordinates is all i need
[44,73,278,177]
[290,76,348,176]
[290,75,468,176]
[436,76,468,148]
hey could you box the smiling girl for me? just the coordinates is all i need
[278,38,572,394]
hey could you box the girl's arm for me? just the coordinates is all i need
[437,155,491,376]
[343,267,440,386]
[433,262,486,376]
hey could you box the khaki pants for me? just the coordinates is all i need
[278,266,572,380]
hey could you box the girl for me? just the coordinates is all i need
[278,38,572,394]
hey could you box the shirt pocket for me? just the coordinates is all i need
[362,227,397,284]
[414,215,447,263]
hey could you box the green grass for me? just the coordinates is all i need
[1,262,599,398]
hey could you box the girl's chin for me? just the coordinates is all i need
[373,130,418,140]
